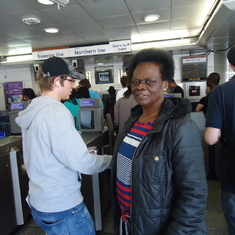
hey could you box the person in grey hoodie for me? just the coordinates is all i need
[16,57,112,235]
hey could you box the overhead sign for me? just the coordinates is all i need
[32,48,70,60]
[109,40,131,53]
[71,44,110,57]
[32,40,131,60]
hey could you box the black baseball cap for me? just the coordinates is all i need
[42,57,85,79]
[42,57,68,77]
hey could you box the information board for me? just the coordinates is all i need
[182,56,207,81]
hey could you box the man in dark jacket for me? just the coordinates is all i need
[205,45,235,234]
[169,79,184,98]
[104,86,116,122]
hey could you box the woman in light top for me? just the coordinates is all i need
[114,85,137,133]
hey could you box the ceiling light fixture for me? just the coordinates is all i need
[37,0,54,5]
[5,55,33,63]
[131,38,196,51]
[44,28,59,33]
[143,14,160,22]
[50,0,69,7]
[131,29,191,43]
[22,17,41,25]
[38,0,69,9]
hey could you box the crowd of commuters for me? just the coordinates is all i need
[14,46,235,235]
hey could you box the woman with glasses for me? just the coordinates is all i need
[111,48,208,235]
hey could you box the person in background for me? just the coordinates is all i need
[75,86,90,99]
[104,86,116,122]
[22,88,36,101]
[205,46,235,234]
[79,78,101,98]
[64,86,90,130]
[78,78,104,107]
[16,57,112,235]
[63,87,90,130]
[169,79,184,98]
[111,48,208,235]
[196,72,220,115]
[114,84,137,133]
[116,75,128,101]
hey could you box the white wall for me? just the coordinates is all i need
[0,64,40,94]
[0,64,39,110]
[207,51,227,84]
[0,65,33,85]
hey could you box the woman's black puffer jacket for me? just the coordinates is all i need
[111,98,208,235]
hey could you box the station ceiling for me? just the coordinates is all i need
[0,0,235,58]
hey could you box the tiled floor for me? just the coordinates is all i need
[206,180,229,235]
[13,180,228,235]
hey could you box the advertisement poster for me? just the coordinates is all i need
[5,81,23,102]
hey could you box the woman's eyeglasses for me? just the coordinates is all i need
[131,79,156,87]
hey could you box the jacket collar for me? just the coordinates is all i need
[130,98,192,132]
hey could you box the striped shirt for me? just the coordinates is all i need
[116,120,155,220]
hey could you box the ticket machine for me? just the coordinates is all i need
[78,98,104,132]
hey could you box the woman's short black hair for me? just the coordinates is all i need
[128,48,175,83]
[22,88,36,99]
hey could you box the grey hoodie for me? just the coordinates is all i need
[16,96,111,212]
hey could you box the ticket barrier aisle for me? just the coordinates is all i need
[81,129,111,231]
[0,129,110,234]
[0,136,30,235]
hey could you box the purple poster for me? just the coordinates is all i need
[5,81,23,102]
